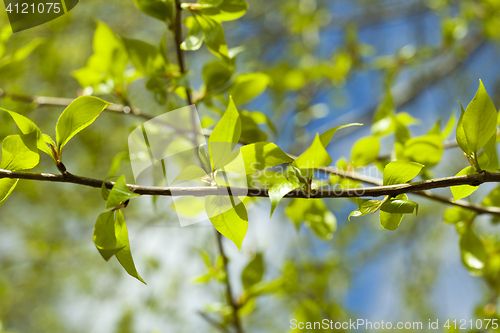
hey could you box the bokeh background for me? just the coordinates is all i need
[1,0,500,332]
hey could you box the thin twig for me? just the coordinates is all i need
[1,169,500,215]
[216,231,244,333]
[173,0,193,105]
[198,311,230,333]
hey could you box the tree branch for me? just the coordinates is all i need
[216,232,244,333]
[1,168,500,215]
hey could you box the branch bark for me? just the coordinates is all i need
[1,168,500,215]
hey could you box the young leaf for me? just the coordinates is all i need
[121,37,165,76]
[379,194,409,230]
[456,101,472,156]
[372,91,394,135]
[55,96,111,155]
[403,135,443,167]
[351,136,379,168]
[451,166,478,202]
[462,80,498,154]
[285,199,336,240]
[206,196,248,251]
[0,178,18,207]
[1,108,51,156]
[171,165,208,184]
[383,160,424,186]
[132,0,174,22]
[0,134,39,171]
[181,16,205,51]
[223,142,293,175]
[93,211,125,261]
[114,210,147,284]
[460,226,487,275]
[202,59,234,93]
[269,180,302,217]
[348,199,382,220]
[208,97,241,169]
[318,123,362,148]
[228,73,271,105]
[106,175,141,210]
[380,198,418,215]
[241,253,264,290]
[196,0,249,22]
[197,15,229,59]
[293,134,332,170]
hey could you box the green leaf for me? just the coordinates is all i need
[181,16,205,51]
[443,207,474,224]
[285,199,336,240]
[318,123,363,148]
[93,211,125,261]
[462,80,498,153]
[479,131,498,171]
[55,96,111,155]
[133,0,174,22]
[197,15,229,59]
[456,101,472,156]
[0,134,39,171]
[372,91,394,135]
[293,134,332,170]
[114,210,147,284]
[93,211,146,284]
[73,22,128,93]
[460,226,487,275]
[0,178,18,207]
[241,253,264,290]
[451,166,478,202]
[1,108,51,156]
[348,199,382,220]
[379,194,408,230]
[171,165,208,184]
[106,175,141,210]
[223,142,293,174]
[202,59,234,93]
[380,198,418,215]
[208,97,241,170]
[403,135,443,168]
[121,38,165,76]
[351,136,380,168]
[228,73,271,105]
[269,180,302,217]
[196,0,249,22]
[206,196,248,251]
[383,160,424,186]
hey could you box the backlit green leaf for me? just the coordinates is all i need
[133,0,174,22]
[456,101,472,156]
[0,178,18,207]
[181,16,204,51]
[285,199,336,240]
[0,134,39,171]
[202,59,234,92]
[383,160,424,186]
[223,142,293,174]
[403,135,443,168]
[269,180,302,217]
[114,210,147,284]
[379,194,408,230]
[206,196,248,251]
[208,97,241,169]
[121,37,165,76]
[462,80,498,153]
[55,96,111,155]
[106,175,141,210]
[198,15,229,59]
[351,136,379,168]
[201,0,248,22]
[460,226,486,275]
[228,73,271,105]
[318,123,363,148]
[1,108,51,156]
[171,165,208,184]
[93,211,125,261]
[451,166,478,202]
[293,134,332,170]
